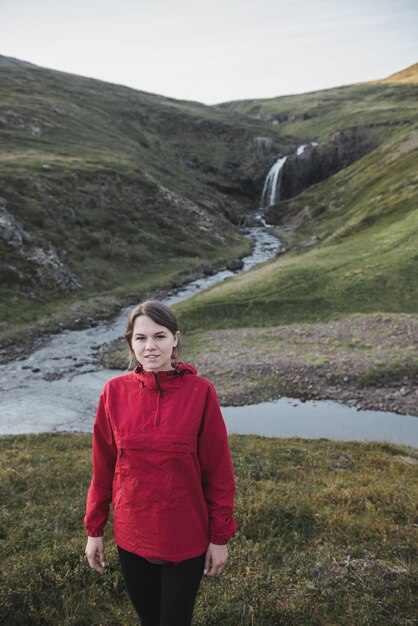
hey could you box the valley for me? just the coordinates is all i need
[1,58,417,417]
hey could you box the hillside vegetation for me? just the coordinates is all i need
[217,79,418,142]
[175,77,418,330]
[373,62,418,85]
[0,56,293,339]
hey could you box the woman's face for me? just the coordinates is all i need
[131,315,179,372]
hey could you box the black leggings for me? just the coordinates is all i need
[117,546,206,626]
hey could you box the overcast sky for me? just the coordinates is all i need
[1,0,417,104]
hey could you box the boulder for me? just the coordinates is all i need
[226,259,244,271]
[202,263,216,276]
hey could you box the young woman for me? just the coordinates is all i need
[84,299,238,626]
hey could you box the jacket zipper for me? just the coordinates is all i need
[153,372,163,426]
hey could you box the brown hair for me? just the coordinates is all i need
[124,299,182,369]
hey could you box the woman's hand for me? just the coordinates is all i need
[204,542,228,576]
[85,536,108,574]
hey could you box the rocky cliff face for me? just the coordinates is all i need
[228,126,378,213]
[201,132,296,210]
[0,198,82,295]
[238,135,296,207]
[281,127,377,201]
[265,126,377,222]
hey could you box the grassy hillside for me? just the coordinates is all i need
[1,433,417,625]
[0,57,294,338]
[217,80,418,143]
[373,62,418,85]
[175,78,418,330]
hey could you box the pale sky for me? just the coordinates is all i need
[1,0,417,104]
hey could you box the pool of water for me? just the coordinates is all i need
[222,397,418,447]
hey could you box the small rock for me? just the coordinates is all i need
[338,455,353,463]
[43,372,65,381]
[202,264,215,276]
[301,235,321,248]
[226,259,244,271]
[275,245,289,257]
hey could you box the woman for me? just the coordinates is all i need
[84,299,238,625]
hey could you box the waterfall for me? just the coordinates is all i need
[260,156,287,208]
[260,143,319,208]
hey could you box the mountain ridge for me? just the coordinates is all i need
[1,53,416,104]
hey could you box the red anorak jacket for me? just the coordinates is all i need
[84,363,237,562]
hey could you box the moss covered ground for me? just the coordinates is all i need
[0,433,417,625]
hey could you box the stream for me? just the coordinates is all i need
[0,221,281,434]
[1,219,417,447]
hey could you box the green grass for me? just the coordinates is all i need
[218,82,418,142]
[174,221,418,329]
[0,433,417,625]
[174,125,418,331]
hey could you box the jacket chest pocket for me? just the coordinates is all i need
[116,435,196,510]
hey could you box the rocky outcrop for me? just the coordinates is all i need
[278,127,377,201]
[256,111,313,125]
[0,200,33,247]
[252,136,276,157]
[0,199,82,291]
[227,135,293,207]
[155,183,229,245]
[0,109,55,136]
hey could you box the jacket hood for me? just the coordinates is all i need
[131,362,197,392]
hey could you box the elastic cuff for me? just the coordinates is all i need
[86,529,104,537]
[209,535,230,545]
